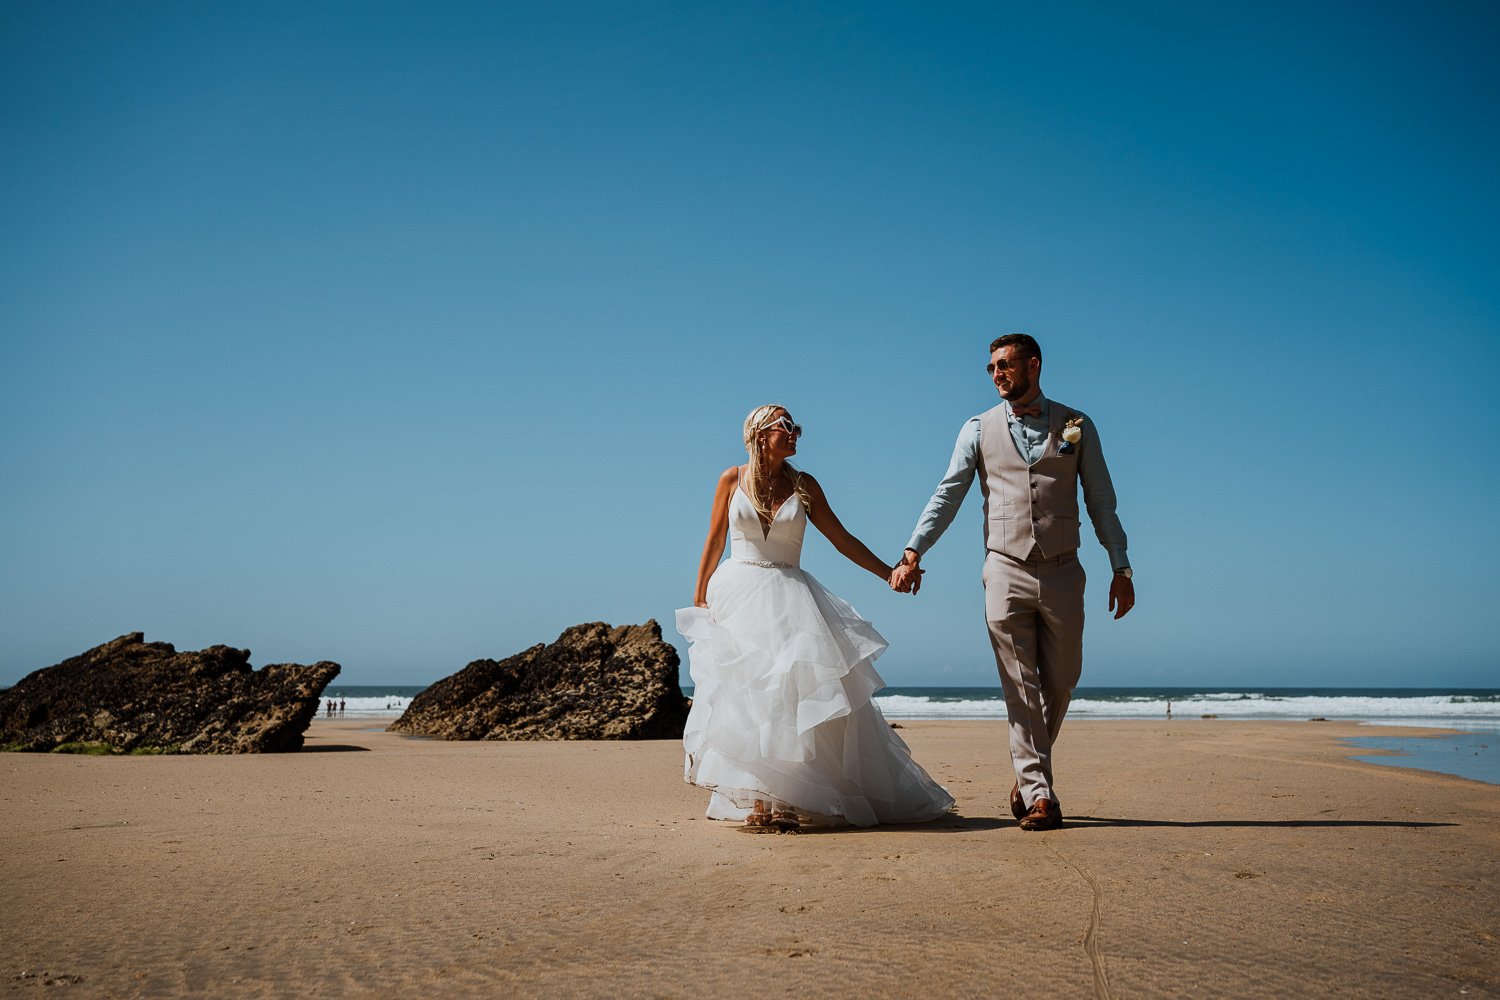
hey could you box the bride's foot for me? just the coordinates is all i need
[744,799,774,830]
[771,808,800,833]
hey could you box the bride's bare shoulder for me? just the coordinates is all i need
[793,469,823,491]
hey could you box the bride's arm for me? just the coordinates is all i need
[693,467,738,608]
[800,473,894,582]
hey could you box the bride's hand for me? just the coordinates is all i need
[694,598,709,609]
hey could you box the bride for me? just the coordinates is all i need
[676,405,954,831]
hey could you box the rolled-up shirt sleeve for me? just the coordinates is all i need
[905,417,982,555]
[1076,414,1130,572]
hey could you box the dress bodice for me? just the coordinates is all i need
[727,487,805,567]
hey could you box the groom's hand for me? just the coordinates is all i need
[1108,574,1135,619]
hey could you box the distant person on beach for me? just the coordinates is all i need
[338,697,346,718]
[677,405,954,831]
[891,333,1135,832]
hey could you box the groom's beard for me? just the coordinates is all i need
[997,371,1033,401]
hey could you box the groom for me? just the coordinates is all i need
[890,334,1134,831]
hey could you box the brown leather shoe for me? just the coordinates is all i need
[1010,783,1026,821]
[1019,797,1062,831]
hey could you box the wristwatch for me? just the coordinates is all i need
[1114,567,1133,579]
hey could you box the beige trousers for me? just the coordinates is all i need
[983,548,1086,808]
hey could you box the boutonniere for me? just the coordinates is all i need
[1058,415,1083,453]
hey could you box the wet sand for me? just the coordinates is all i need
[3,720,1496,998]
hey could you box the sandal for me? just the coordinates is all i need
[771,809,800,833]
[743,799,774,830]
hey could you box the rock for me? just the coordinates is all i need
[0,633,339,753]
[389,621,687,740]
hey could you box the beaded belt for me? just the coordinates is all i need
[734,558,792,569]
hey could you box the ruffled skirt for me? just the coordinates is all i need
[676,560,954,827]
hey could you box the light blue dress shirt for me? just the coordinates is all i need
[905,396,1130,572]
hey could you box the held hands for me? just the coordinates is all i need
[888,549,923,595]
[888,564,923,593]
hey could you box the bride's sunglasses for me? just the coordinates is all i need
[762,416,804,438]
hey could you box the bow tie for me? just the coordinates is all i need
[1009,404,1043,420]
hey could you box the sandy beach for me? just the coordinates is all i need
[3,720,1495,998]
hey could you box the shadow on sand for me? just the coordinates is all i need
[745,813,1458,835]
[1064,814,1457,829]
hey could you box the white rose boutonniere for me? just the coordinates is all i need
[1062,413,1086,452]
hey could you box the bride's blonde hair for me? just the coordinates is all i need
[742,404,812,522]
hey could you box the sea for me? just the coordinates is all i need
[322,684,1500,785]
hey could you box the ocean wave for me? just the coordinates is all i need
[1070,694,1500,720]
[873,693,1500,722]
[312,688,1500,724]
[873,695,1004,719]
[313,696,413,718]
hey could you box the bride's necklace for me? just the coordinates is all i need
[754,468,790,502]
[746,465,792,508]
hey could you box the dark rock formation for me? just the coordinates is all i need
[0,633,339,753]
[390,621,687,740]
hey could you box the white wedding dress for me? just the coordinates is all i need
[676,486,954,827]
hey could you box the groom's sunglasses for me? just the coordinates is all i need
[763,416,803,437]
[986,356,1035,375]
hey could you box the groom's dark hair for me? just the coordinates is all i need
[990,333,1041,363]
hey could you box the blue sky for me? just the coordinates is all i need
[3,1,1497,688]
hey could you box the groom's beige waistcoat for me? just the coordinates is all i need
[978,402,1081,560]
